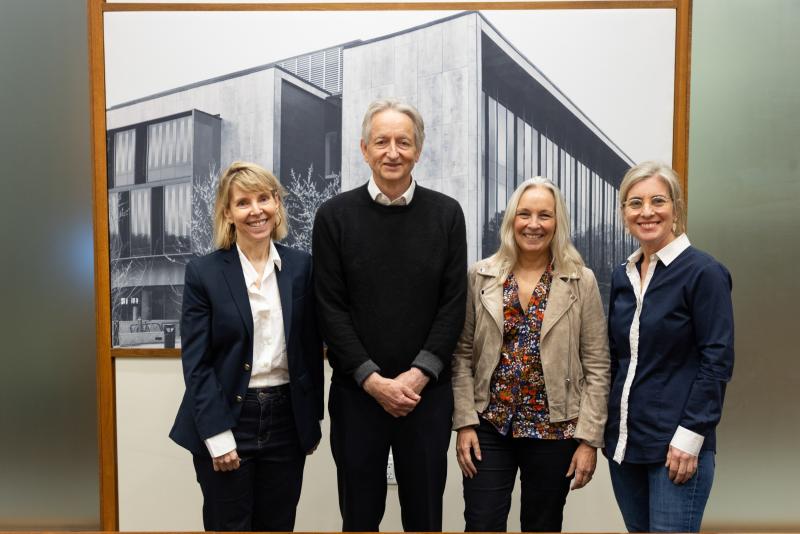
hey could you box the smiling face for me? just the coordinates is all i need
[623,175,676,255]
[513,186,556,260]
[224,183,279,249]
[360,109,420,192]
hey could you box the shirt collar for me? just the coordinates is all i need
[367,175,415,206]
[626,233,691,267]
[236,240,282,288]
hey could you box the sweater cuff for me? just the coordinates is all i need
[411,350,444,380]
[354,360,381,387]
[670,425,705,456]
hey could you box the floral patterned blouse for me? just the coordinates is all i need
[481,267,578,439]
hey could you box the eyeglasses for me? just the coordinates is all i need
[622,195,672,212]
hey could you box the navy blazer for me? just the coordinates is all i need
[170,243,324,456]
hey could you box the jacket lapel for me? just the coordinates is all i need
[221,247,253,340]
[540,274,576,340]
[478,262,504,334]
[275,256,293,343]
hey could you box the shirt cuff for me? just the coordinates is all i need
[354,360,381,387]
[670,426,705,456]
[204,430,236,458]
[411,350,443,380]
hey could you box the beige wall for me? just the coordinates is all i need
[116,359,624,531]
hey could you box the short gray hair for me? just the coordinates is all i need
[361,98,425,150]
[619,161,686,235]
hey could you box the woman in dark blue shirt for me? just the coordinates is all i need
[605,161,734,532]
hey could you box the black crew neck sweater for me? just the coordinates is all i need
[312,183,467,387]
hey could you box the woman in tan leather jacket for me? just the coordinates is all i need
[452,177,610,532]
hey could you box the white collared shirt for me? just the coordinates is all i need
[204,241,288,458]
[612,233,705,463]
[237,241,289,388]
[367,175,416,205]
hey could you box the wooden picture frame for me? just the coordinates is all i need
[89,0,691,528]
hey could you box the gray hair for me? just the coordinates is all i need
[361,98,425,150]
[619,161,686,235]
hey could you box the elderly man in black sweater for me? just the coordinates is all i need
[312,98,467,532]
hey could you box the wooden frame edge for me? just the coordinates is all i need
[112,348,182,358]
[88,0,119,529]
[103,1,680,12]
[673,0,692,199]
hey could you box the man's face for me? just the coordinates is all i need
[360,109,421,189]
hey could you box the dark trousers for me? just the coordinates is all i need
[463,419,578,532]
[329,380,453,532]
[192,385,306,532]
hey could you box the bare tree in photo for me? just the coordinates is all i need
[284,164,341,253]
[192,163,219,257]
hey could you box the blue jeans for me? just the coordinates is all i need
[608,451,715,532]
[193,385,305,531]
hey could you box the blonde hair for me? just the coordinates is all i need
[212,161,288,250]
[619,161,686,235]
[491,177,584,276]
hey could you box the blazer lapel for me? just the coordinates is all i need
[221,247,253,340]
[540,275,576,340]
[276,253,293,344]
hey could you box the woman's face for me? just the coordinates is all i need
[513,186,556,260]
[623,175,676,254]
[224,183,279,248]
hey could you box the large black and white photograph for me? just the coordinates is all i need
[104,8,675,348]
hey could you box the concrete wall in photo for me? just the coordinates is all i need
[341,13,482,261]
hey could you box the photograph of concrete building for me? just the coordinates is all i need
[105,10,665,347]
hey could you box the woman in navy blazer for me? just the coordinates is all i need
[170,161,323,532]
[605,162,734,532]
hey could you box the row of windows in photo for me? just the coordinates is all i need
[482,93,637,269]
[112,115,194,187]
[108,182,192,259]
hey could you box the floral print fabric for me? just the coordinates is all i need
[481,267,577,439]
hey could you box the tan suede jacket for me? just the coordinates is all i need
[451,256,611,447]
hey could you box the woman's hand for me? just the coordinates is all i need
[567,441,597,490]
[665,445,698,484]
[456,427,482,478]
[212,449,241,472]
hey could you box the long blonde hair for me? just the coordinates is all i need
[491,177,584,276]
[212,161,288,250]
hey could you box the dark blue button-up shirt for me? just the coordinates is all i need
[605,236,734,464]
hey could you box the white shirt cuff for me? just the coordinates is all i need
[204,430,236,458]
[670,426,704,456]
